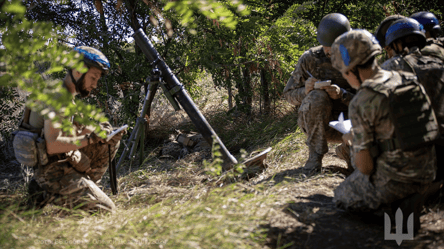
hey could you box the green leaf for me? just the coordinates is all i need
[3,2,26,14]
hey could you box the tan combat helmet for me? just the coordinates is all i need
[331,29,382,74]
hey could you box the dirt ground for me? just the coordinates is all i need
[259,146,444,249]
[1,129,444,248]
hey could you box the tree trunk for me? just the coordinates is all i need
[242,66,252,107]
[260,68,270,114]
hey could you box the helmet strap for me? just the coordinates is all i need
[350,67,363,85]
[68,69,86,95]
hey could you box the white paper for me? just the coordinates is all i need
[329,113,352,134]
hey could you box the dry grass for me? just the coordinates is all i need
[1,76,443,248]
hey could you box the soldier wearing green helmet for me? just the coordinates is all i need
[331,29,438,233]
[283,13,355,172]
[18,46,124,212]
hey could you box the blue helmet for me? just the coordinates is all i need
[374,15,405,47]
[410,11,442,37]
[385,18,426,47]
[74,46,110,75]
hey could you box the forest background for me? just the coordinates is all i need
[1,0,443,138]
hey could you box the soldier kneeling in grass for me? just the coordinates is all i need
[330,29,442,234]
[14,47,124,212]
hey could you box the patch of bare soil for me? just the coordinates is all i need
[258,145,444,249]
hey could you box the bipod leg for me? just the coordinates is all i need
[139,120,145,167]
[109,144,118,195]
[115,79,158,173]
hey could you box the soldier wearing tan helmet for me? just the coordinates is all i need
[331,29,438,234]
[283,13,355,172]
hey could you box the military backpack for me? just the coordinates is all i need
[402,53,444,134]
[365,72,440,152]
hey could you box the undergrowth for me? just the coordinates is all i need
[2,76,442,248]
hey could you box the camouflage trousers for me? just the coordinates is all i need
[333,169,429,212]
[34,139,120,212]
[298,90,343,155]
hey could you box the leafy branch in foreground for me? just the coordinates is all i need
[0,0,108,137]
[164,0,250,32]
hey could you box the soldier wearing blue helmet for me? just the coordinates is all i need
[21,46,124,212]
[410,11,442,39]
[410,11,444,61]
[381,18,426,71]
[381,18,444,184]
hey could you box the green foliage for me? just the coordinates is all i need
[203,138,224,176]
[0,0,108,136]
[165,0,251,32]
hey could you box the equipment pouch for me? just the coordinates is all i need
[13,131,39,167]
[36,137,49,166]
[66,150,91,173]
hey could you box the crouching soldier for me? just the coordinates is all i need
[330,30,440,234]
[14,46,124,212]
[283,13,355,172]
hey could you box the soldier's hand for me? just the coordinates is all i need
[342,132,353,146]
[108,129,126,144]
[87,132,106,144]
[304,77,317,95]
[99,122,113,135]
[321,84,342,99]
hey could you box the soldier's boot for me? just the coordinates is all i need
[335,143,352,172]
[393,193,424,236]
[303,148,324,172]
[27,179,47,209]
[422,180,444,204]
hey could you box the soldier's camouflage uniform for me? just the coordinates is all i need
[381,45,444,182]
[283,46,355,156]
[422,37,444,61]
[333,70,436,212]
[34,122,119,211]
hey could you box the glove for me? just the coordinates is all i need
[320,84,342,100]
[86,132,106,145]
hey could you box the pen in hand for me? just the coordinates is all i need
[306,70,314,78]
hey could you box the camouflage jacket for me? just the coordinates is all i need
[422,37,444,61]
[349,69,436,183]
[283,45,355,110]
[380,46,444,133]
[380,47,420,72]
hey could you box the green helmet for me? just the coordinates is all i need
[374,15,405,47]
[317,13,351,47]
[331,29,382,74]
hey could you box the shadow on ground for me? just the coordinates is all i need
[262,194,444,249]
